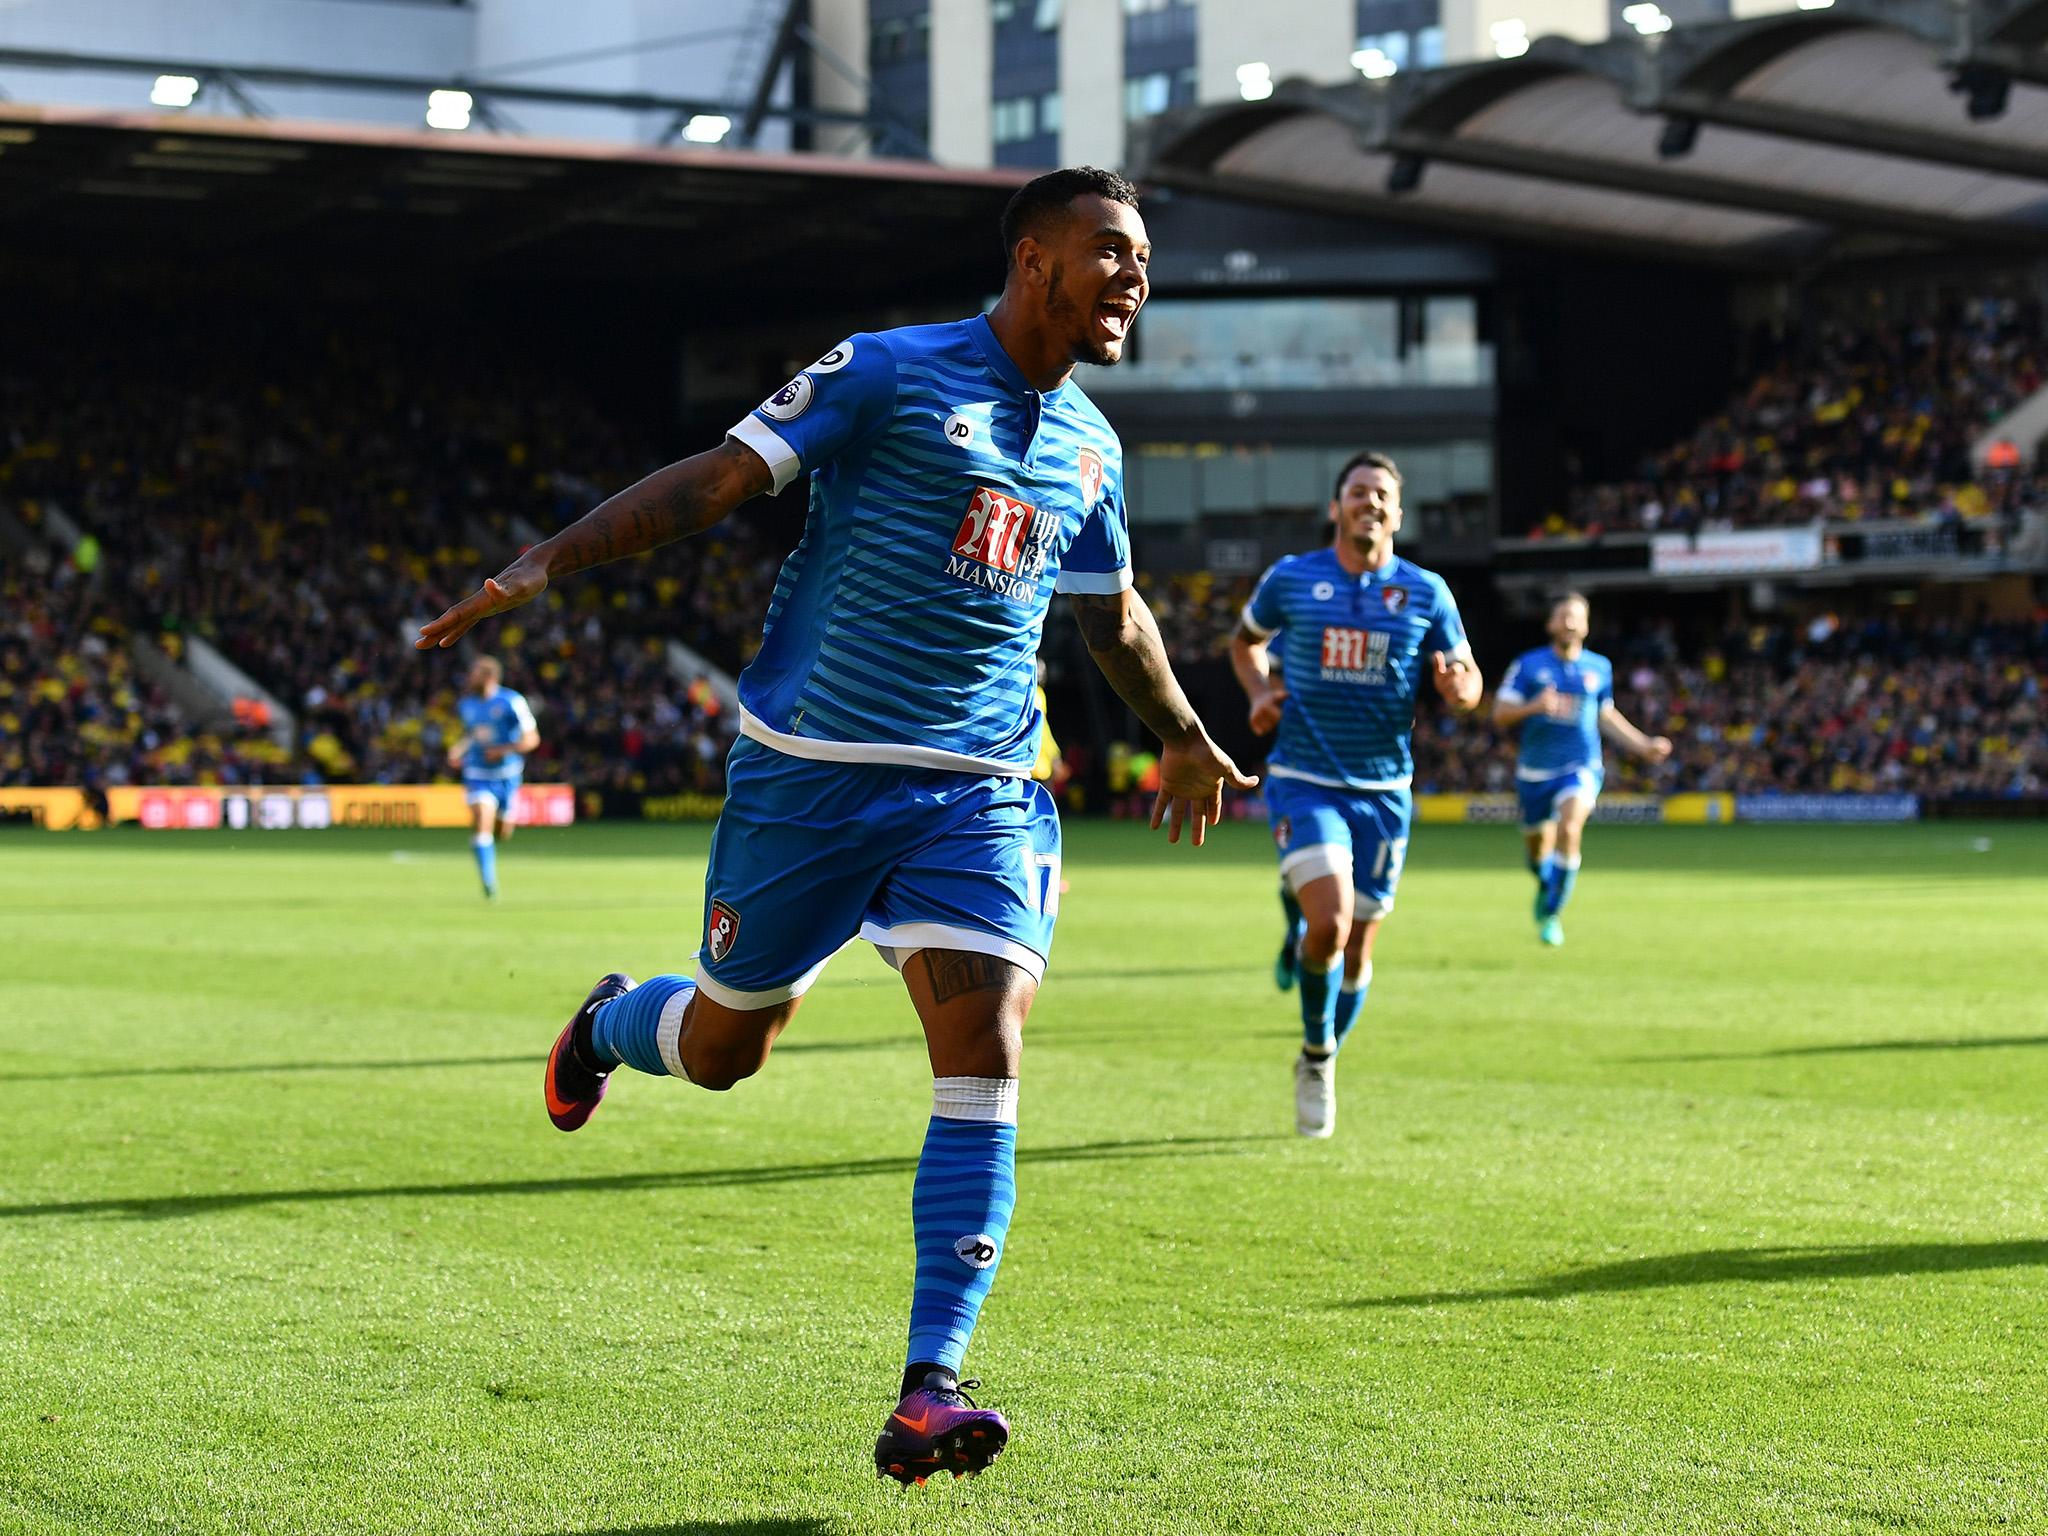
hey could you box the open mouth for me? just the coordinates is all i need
[1094,294,1139,343]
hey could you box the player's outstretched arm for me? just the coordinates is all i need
[1599,701,1673,763]
[1071,588,1257,847]
[416,438,772,649]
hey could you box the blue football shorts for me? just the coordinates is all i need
[1515,765,1604,830]
[693,736,1062,1010]
[463,773,521,816]
[1263,776,1412,921]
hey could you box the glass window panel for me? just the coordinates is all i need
[1264,446,1325,507]
[1448,441,1493,494]
[1131,449,1195,524]
[1388,445,1448,503]
[1201,449,1259,514]
[1098,298,1407,391]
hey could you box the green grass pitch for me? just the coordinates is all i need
[3,819,2045,1535]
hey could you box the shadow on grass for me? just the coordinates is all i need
[0,1037,924,1085]
[1352,1239,2048,1308]
[0,1135,1281,1222]
[1624,1033,2048,1065]
[0,1009,1254,1084]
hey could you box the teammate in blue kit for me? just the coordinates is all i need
[447,655,539,899]
[416,168,1254,1483]
[1493,591,1671,947]
[1231,452,1481,1138]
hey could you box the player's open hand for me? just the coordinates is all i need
[1248,681,1288,735]
[415,556,548,649]
[1430,651,1482,712]
[1150,730,1259,848]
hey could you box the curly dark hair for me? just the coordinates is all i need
[1000,166,1141,271]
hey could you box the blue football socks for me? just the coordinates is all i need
[472,833,497,895]
[1551,855,1581,916]
[1332,961,1373,1052]
[906,1080,1018,1378]
[589,974,697,1078]
[1535,853,1560,917]
[1299,956,1341,1055]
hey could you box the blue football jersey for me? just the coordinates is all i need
[1242,549,1469,790]
[727,316,1130,776]
[1498,646,1612,777]
[458,687,538,779]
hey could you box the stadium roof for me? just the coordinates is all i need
[0,104,1021,301]
[1138,0,2048,270]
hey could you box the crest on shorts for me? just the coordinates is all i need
[1274,815,1293,851]
[1078,447,1104,505]
[706,899,741,964]
[1382,585,1409,614]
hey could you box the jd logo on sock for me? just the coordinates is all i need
[954,1233,999,1270]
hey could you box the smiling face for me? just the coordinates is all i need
[1330,463,1403,563]
[1033,193,1150,367]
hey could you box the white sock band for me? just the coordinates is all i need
[472,831,494,848]
[1342,961,1373,997]
[1561,856,1582,869]
[933,1076,1018,1125]
[656,985,694,1080]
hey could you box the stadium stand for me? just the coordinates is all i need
[1545,294,2048,538]
[0,548,277,788]
[1412,615,2048,799]
[0,358,779,794]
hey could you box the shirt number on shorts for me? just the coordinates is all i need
[1023,851,1062,918]
[1369,838,1408,883]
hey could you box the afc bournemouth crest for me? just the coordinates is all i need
[1382,585,1409,614]
[1274,815,1293,851]
[706,899,741,964]
[1078,447,1104,506]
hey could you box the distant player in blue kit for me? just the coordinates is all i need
[448,655,539,899]
[1231,453,1481,1138]
[1492,591,1671,946]
[415,169,1254,1484]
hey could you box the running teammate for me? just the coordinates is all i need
[1231,452,1480,1138]
[1492,591,1671,946]
[415,168,1253,1483]
[447,655,538,899]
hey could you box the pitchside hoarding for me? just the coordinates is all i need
[0,784,576,830]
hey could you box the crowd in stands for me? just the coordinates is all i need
[1408,614,2046,799]
[0,547,277,788]
[6,302,2045,807]
[1543,293,2048,538]
[1,353,785,795]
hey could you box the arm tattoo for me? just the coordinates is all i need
[1070,591,1198,744]
[542,440,764,579]
[922,949,1012,1005]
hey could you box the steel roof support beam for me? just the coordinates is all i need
[0,45,876,131]
[1378,126,2048,248]
[1646,88,2048,178]
[1147,161,1808,271]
